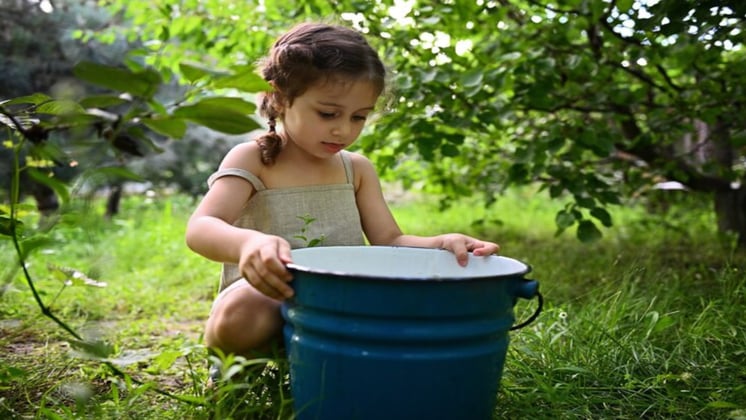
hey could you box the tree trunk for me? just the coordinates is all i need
[105,184,123,219]
[703,118,746,249]
[714,187,746,249]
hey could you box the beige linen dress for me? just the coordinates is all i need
[206,151,366,293]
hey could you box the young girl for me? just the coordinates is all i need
[185,22,500,356]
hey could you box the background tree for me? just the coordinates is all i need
[94,0,746,247]
[1,0,263,216]
[0,0,123,212]
[349,0,746,246]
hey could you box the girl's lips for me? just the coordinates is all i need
[322,142,345,153]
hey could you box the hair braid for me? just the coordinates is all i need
[256,93,283,164]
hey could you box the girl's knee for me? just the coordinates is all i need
[206,290,283,354]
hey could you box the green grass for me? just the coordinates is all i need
[1,187,745,419]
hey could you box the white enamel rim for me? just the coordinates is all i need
[286,246,531,281]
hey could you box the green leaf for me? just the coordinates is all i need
[575,194,596,209]
[555,209,576,230]
[142,116,188,138]
[0,215,22,236]
[149,349,183,371]
[108,349,158,367]
[87,166,146,182]
[35,100,86,115]
[525,78,556,109]
[73,62,162,98]
[173,101,261,134]
[179,62,214,83]
[444,134,465,145]
[0,364,27,382]
[508,164,529,182]
[26,168,70,204]
[307,238,324,247]
[461,69,483,88]
[652,314,676,333]
[549,184,564,198]
[441,143,459,157]
[616,0,634,12]
[196,97,257,114]
[419,69,438,84]
[211,71,270,93]
[1,93,52,106]
[78,95,129,109]
[590,207,613,227]
[70,339,116,360]
[577,220,603,242]
[38,409,64,420]
[577,130,613,157]
[49,264,107,288]
[19,235,53,260]
[705,401,739,409]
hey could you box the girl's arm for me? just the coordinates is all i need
[185,142,293,299]
[351,153,500,266]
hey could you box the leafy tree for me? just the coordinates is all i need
[352,0,745,245]
[0,0,260,213]
[0,0,128,210]
[91,0,746,247]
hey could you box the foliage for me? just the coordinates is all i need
[0,0,123,97]
[0,0,258,201]
[89,0,746,245]
[0,2,273,413]
[293,214,326,247]
[353,0,746,243]
[0,59,265,213]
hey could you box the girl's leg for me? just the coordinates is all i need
[205,281,284,356]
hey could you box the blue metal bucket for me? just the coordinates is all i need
[281,246,542,420]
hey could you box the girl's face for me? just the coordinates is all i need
[280,79,379,159]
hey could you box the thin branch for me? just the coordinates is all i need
[7,136,83,341]
[523,0,584,16]
[3,124,204,407]
[609,104,732,192]
[655,64,685,92]
[613,62,668,92]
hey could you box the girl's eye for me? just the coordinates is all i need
[353,115,368,122]
[318,111,337,119]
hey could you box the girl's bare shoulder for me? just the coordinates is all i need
[219,140,264,173]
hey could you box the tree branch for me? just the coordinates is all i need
[610,104,732,192]
[655,64,685,92]
[613,62,669,92]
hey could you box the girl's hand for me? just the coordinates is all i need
[238,234,294,300]
[437,233,500,267]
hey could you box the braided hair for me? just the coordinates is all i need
[255,22,386,164]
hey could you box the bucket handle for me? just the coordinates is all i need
[510,291,544,331]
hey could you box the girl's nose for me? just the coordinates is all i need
[332,121,351,138]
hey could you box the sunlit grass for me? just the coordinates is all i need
[1,187,744,419]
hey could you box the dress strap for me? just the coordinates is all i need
[341,151,354,184]
[207,168,266,191]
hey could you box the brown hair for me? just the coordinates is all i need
[255,22,387,164]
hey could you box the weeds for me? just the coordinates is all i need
[1,189,745,419]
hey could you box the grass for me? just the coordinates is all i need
[1,186,745,419]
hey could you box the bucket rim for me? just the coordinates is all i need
[286,245,533,282]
